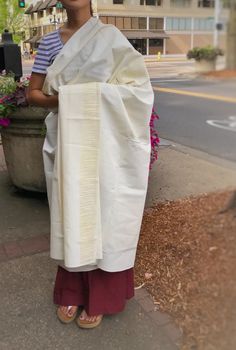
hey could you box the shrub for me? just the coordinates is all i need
[187,46,224,61]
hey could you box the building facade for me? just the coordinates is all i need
[24,0,227,55]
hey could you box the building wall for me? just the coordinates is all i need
[166,34,192,55]
[26,0,228,55]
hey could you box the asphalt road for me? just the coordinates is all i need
[23,60,236,162]
[152,77,236,162]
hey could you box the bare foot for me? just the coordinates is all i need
[59,305,78,317]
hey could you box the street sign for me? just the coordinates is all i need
[18,0,25,8]
[216,23,223,31]
[56,2,63,8]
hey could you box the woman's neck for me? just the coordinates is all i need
[66,9,91,30]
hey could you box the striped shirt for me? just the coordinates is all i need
[32,30,63,74]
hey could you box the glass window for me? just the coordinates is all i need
[124,17,132,29]
[194,18,214,31]
[107,17,116,25]
[186,18,192,30]
[150,18,164,30]
[139,17,147,29]
[166,17,192,31]
[146,0,156,5]
[131,17,139,29]
[113,0,123,3]
[140,0,162,5]
[198,0,215,8]
[170,0,192,7]
[166,18,172,30]
[179,18,185,30]
[173,18,179,30]
[100,16,108,24]
[149,39,163,46]
[206,18,214,30]
[116,17,124,29]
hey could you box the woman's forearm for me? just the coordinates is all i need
[27,89,58,109]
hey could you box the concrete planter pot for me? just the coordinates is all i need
[0,106,49,192]
[195,59,216,73]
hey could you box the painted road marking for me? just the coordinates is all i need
[153,87,236,104]
[206,116,236,132]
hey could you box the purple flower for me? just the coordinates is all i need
[0,118,10,127]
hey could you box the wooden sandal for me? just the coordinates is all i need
[57,305,78,324]
[76,310,103,329]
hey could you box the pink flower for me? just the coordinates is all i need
[0,118,10,127]
[149,107,160,170]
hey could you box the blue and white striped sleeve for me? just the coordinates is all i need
[32,37,51,75]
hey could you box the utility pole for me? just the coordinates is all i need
[214,0,222,47]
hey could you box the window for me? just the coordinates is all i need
[116,17,124,29]
[124,17,132,29]
[46,8,53,15]
[170,0,191,7]
[149,39,163,47]
[131,17,139,29]
[139,17,147,29]
[194,17,214,30]
[166,17,191,31]
[38,11,44,18]
[100,16,107,24]
[140,0,162,5]
[198,0,214,8]
[146,0,156,5]
[113,0,123,3]
[107,17,116,25]
[99,16,146,30]
[150,18,164,30]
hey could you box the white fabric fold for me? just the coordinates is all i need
[42,19,154,271]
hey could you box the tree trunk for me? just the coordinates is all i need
[226,1,236,69]
[219,190,236,215]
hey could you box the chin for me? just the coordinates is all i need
[62,0,89,9]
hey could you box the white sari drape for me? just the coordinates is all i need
[42,17,154,272]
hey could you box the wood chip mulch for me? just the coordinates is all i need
[135,191,236,350]
[202,69,236,79]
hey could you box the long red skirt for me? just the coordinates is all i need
[53,266,134,315]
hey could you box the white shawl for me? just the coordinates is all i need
[42,17,154,272]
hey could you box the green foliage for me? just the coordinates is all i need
[0,74,16,95]
[187,46,224,61]
[0,0,26,38]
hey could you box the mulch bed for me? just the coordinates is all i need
[202,69,236,79]
[135,191,236,350]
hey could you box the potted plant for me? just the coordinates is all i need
[187,46,224,73]
[0,72,48,192]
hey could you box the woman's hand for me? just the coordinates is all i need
[27,73,59,109]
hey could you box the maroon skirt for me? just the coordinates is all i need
[53,266,134,315]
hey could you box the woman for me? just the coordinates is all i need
[27,0,154,328]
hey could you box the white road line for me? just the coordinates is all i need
[206,116,236,132]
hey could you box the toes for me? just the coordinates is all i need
[79,310,86,320]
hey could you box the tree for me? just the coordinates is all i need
[224,0,236,69]
[0,0,26,43]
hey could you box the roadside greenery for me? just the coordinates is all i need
[187,46,224,62]
[0,0,26,43]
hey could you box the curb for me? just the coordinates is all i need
[135,288,182,348]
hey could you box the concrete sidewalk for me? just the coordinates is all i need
[0,144,180,350]
[146,140,236,207]
[1,140,235,350]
